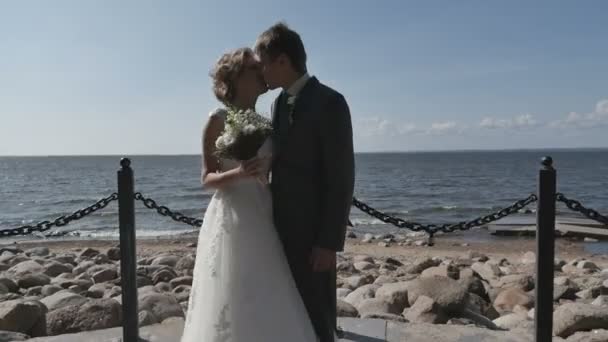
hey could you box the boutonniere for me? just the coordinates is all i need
[286,95,297,125]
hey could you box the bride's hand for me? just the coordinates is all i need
[238,157,267,178]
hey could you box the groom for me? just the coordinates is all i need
[255,23,355,342]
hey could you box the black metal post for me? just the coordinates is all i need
[535,156,556,342]
[118,158,139,342]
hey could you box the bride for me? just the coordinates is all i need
[180,47,318,342]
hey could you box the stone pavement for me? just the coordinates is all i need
[24,317,534,342]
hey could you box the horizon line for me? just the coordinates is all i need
[1,146,607,157]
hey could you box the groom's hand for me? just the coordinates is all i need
[310,247,336,272]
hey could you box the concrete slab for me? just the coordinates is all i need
[25,318,389,342]
[385,322,533,342]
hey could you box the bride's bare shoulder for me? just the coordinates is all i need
[209,108,228,118]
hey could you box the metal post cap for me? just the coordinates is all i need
[120,158,131,168]
[541,156,553,167]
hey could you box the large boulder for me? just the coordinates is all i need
[421,265,459,280]
[40,291,88,312]
[16,274,51,289]
[43,262,73,277]
[343,275,375,290]
[7,261,43,278]
[25,247,50,257]
[493,312,531,330]
[405,258,441,274]
[407,276,469,315]
[471,262,502,282]
[344,285,379,309]
[553,303,608,338]
[357,298,401,318]
[0,299,47,337]
[151,255,180,268]
[138,292,184,322]
[493,287,533,314]
[46,298,121,336]
[0,279,18,293]
[565,329,608,342]
[175,255,196,276]
[375,281,411,312]
[337,300,358,317]
[403,295,448,324]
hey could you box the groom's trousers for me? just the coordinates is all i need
[285,246,337,342]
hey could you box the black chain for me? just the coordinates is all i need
[134,192,203,227]
[352,194,538,236]
[0,193,119,238]
[556,193,608,226]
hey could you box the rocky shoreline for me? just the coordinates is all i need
[0,233,606,341]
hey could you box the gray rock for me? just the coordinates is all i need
[175,255,195,276]
[46,298,121,335]
[493,312,531,330]
[0,299,47,337]
[358,297,402,318]
[373,275,396,286]
[0,330,30,341]
[591,295,608,307]
[25,247,50,257]
[406,258,441,274]
[407,276,469,315]
[344,284,379,309]
[172,285,191,303]
[0,278,18,293]
[152,268,178,284]
[336,261,355,273]
[138,310,159,327]
[421,264,459,280]
[17,273,51,289]
[106,247,121,261]
[353,255,374,263]
[403,295,448,324]
[375,281,410,312]
[576,288,601,300]
[86,283,114,299]
[337,299,358,317]
[103,286,122,299]
[72,261,95,275]
[53,254,76,265]
[93,254,110,265]
[155,282,172,293]
[78,248,100,259]
[471,262,502,282]
[494,274,535,291]
[385,257,403,267]
[40,291,88,312]
[520,251,536,265]
[465,293,499,320]
[169,276,193,288]
[337,288,352,299]
[138,292,184,322]
[25,286,42,297]
[151,255,180,267]
[354,261,375,272]
[565,329,608,342]
[555,276,572,287]
[343,275,375,290]
[577,261,599,271]
[92,268,117,283]
[553,303,608,338]
[43,262,73,277]
[493,287,534,314]
[7,261,44,277]
[466,251,489,262]
[0,284,8,295]
[362,233,374,243]
[554,285,578,301]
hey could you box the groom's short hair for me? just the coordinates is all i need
[255,22,307,74]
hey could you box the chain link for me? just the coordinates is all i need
[0,193,119,238]
[556,193,608,226]
[134,192,203,227]
[352,194,538,236]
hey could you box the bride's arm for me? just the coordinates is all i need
[200,115,264,189]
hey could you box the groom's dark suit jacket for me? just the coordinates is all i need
[271,76,355,342]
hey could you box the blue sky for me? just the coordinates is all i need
[1,0,607,155]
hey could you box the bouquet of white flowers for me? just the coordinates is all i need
[215,107,273,161]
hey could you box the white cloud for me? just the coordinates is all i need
[426,121,462,135]
[550,99,608,129]
[479,114,537,129]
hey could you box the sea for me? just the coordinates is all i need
[1,149,607,243]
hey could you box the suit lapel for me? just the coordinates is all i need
[290,77,319,123]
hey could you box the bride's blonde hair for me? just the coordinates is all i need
[210,47,254,105]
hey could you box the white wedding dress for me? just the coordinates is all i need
[180,109,318,342]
